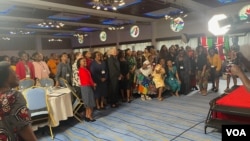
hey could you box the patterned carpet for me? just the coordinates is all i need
[35,87,224,141]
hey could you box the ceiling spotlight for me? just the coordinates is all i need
[91,0,125,11]
[108,26,124,30]
[73,33,88,37]
[164,9,188,21]
[10,31,16,35]
[38,21,65,29]
[48,38,62,42]
[1,37,10,40]
[59,23,64,27]
[9,30,33,35]
[112,7,117,11]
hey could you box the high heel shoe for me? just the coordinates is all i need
[84,117,90,122]
[214,88,218,92]
[88,118,96,122]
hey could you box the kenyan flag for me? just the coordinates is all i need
[200,36,230,61]
[200,36,214,48]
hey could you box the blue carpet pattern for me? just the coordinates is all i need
[36,90,222,141]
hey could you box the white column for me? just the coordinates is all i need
[35,35,42,52]
[151,22,157,48]
[116,30,120,48]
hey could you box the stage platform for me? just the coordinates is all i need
[205,85,250,133]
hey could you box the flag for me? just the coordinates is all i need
[200,36,213,48]
[200,36,230,61]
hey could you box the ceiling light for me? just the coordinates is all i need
[164,10,187,21]
[112,6,117,11]
[48,38,62,42]
[91,0,125,11]
[10,31,16,35]
[1,37,10,40]
[73,33,88,37]
[38,21,65,29]
[108,26,125,30]
[9,30,33,35]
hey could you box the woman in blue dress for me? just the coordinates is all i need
[165,59,181,96]
[90,51,108,110]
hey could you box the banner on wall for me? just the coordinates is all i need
[200,36,230,60]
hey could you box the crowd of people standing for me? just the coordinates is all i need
[0,44,241,122]
[0,43,244,140]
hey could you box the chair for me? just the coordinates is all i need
[59,77,84,122]
[23,86,54,139]
[19,78,35,90]
[39,78,54,87]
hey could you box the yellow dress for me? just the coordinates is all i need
[152,64,165,88]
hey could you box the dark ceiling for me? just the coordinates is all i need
[0,0,248,38]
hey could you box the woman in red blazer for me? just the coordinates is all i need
[16,51,35,80]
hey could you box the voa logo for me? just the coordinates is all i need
[226,129,246,136]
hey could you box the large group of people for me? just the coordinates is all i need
[0,44,243,102]
[1,43,248,140]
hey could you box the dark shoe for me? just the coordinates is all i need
[100,107,106,110]
[122,99,126,102]
[231,85,238,90]
[89,119,96,122]
[84,117,90,122]
[211,87,215,91]
[214,88,218,92]
[194,86,198,90]
[111,104,117,108]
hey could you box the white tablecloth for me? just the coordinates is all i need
[47,87,73,127]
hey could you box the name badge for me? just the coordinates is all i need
[180,66,184,69]
[172,62,175,64]
[211,65,215,68]
[66,73,70,77]
[101,70,105,74]
[26,74,30,78]
[171,78,174,80]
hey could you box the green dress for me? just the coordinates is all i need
[126,56,137,86]
[165,66,181,93]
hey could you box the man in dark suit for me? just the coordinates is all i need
[107,47,122,108]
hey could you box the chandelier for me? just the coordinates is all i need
[92,0,125,11]
[1,37,10,40]
[164,10,188,20]
[9,30,33,35]
[48,38,62,42]
[73,33,88,37]
[38,21,65,28]
[108,26,124,30]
